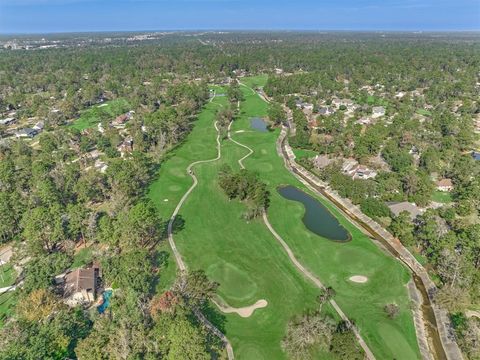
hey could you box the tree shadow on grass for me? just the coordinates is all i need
[201,300,228,335]
[151,250,170,292]
[153,250,170,268]
[199,301,229,358]
[172,214,186,234]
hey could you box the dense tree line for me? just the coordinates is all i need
[218,165,270,219]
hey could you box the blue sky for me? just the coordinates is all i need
[0,0,479,34]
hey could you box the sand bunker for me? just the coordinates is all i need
[349,275,368,283]
[213,299,268,318]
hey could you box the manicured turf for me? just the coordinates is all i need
[70,98,130,131]
[148,78,420,359]
[148,88,328,359]
[431,191,453,203]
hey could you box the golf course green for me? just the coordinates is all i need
[148,77,420,359]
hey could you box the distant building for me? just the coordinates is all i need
[112,114,129,127]
[111,111,134,128]
[33,121,44,131]
[436,178,453,192]
[0,117,16,126]
[295,99,313,111]
[387,202,424,220]
[15,128,37,138]
[341,158,377,179]
[355,117,373,125]
[342,158,359,174]
[318,107,335,116]
[117,137,134,158]
[63,264,101,307]
[372,106,386,118]
[314,155,333,169]
[95,159,108,173]
[352,165,377,180]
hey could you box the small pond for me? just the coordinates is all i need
[278,185,350,242]
[250,117,268,132]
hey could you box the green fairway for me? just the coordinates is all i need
[70,98,130,130]
[148,89,327,359]
[148,79,420,359]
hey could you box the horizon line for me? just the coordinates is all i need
[2,28,480,36]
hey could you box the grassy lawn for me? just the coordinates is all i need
[416,109,432,116]
[0,264,15,288]
[71,247,94,269]
[70,98,130,131]
[148,79,420,359]
[292,147,317,160]
[0,292,17,328]
[431,191,453,204]
[366,95,389,107]
[0,264,17,328]
[154,242,178,294]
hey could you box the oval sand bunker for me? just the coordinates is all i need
[349,275,368,283]
[213,299,268,318]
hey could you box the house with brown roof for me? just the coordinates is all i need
[63,264,101,307]
[387,202,424,220]
[436,178,453,192]
[314,154,334,169]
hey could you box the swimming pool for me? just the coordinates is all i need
[97,290,112,314]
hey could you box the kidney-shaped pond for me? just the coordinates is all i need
[278,185,351,242]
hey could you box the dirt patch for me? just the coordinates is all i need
[213,299,268,318]
[349,275,368,283]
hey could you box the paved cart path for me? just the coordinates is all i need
[227,91,375,360]
[166,119,234,360]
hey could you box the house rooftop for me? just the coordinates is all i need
[64,267,97,297]
[387,201,423,220]
[436,178,453,187]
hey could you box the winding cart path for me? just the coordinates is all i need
[227,96,376,360]
[166,119,234,360]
